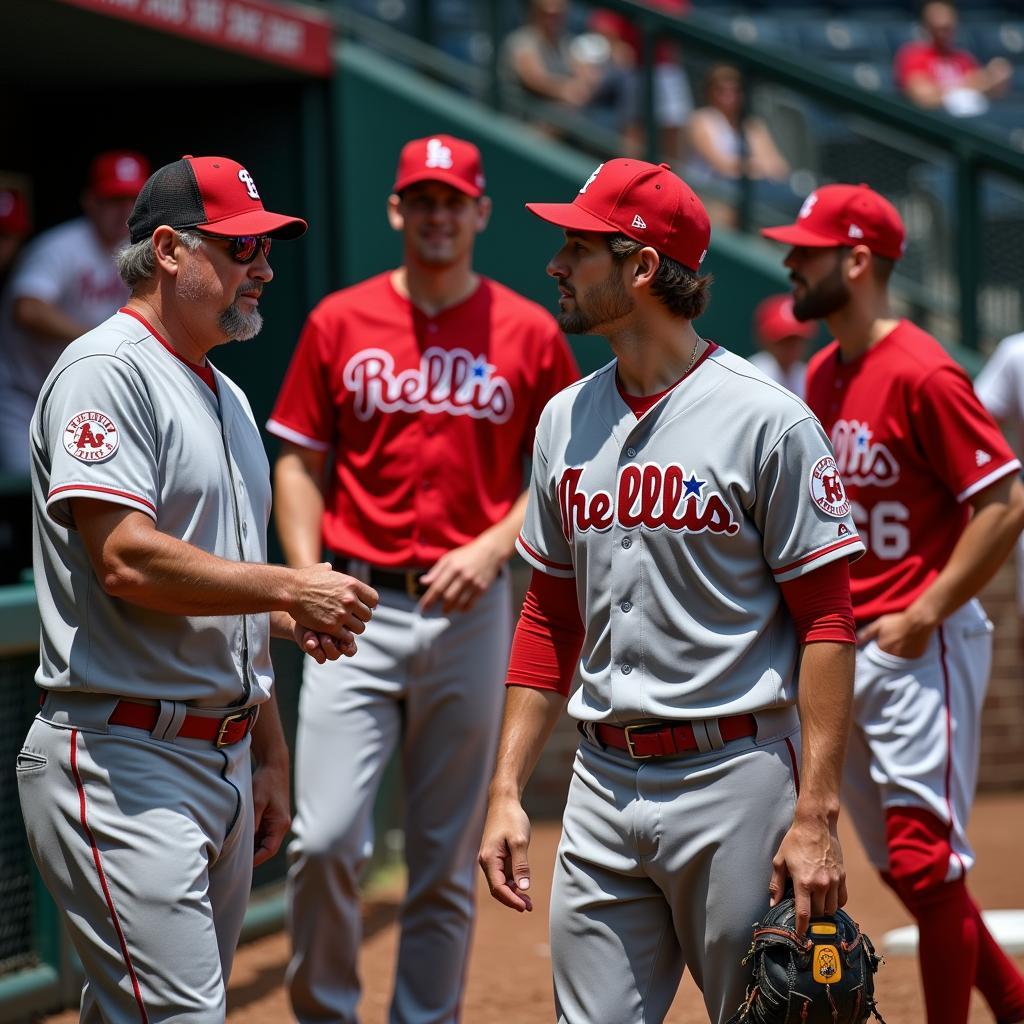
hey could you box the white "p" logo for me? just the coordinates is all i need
[238,169,260,200]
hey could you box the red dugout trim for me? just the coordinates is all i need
[70,729,150,1023]
[48,484,157,515]
[772,536,862,576]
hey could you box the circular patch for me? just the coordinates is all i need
[809,455,850,518]
[63,410,119,463]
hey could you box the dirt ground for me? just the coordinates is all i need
[46,793,1023,1023]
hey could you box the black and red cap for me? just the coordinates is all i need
[128,155,307,244]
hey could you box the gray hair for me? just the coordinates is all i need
[116,229,202,289]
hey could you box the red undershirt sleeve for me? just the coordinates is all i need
[506,570,586,697]
[778,557,856,644]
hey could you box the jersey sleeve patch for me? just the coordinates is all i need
[63,411,120,463]
[808,455,851,519]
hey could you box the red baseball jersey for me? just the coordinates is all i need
[894,41,979,92]
[267,272,579,567]
[806,319,1019,624]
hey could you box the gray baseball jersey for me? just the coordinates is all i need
[30,306,273,707]
[20,305,275,1022]
[517,344,864,722]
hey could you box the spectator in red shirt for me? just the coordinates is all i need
[894,1,1012,117]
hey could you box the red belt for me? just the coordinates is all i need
[108,700,258,748]
[592,713,757,760]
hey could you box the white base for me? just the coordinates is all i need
[882,910,1024,955]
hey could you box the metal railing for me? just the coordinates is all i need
[334,0,1024,353]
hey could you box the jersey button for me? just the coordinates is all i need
[626,447,637,458]
[621,537,632,549]
[621,663,632,675]
[621,600,632,612]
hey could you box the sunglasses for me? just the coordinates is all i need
[197,232,272,264]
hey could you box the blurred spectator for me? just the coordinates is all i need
[0,150,148,474]
[974,330,1024,620]
[588,0,694,162]
[0,185,31,292]
[894,1,1012,117]
[748,293,817,399]
[686,65,793,226]
[502,0,635,141]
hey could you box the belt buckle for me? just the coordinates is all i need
[404,570,421,599]
[623,724,654,760]
[215,710,251,748]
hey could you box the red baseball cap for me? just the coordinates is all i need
[761,183,905,261]
[128,155,307,243]
[393,135,486,198]
[525,159,711,272]
[755,294,816,345]
[0,187,30,235]
[88,151,150,200]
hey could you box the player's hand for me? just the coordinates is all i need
[769,809,847,937]
[419,536,505,614]
[251,760,291,867]
[478,796,534,913]
[291,620,357,662]
[291,563,378,637]
[858,611,933,660]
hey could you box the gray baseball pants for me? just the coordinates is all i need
[286,574,511,1024]
[550,707,801,1024]
[17,694,255,1023]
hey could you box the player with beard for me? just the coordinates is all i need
[478,159,864,1024]
[267,134,578,1023]
[18,155,378,1022]
[763,184,1024,1024]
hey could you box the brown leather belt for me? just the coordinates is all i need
[592,713,758,760]
[332,557,428,599]
[108,700,258,748]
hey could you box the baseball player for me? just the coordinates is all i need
[748,292,817,399]
[266,134,578,1023]
[763,183,1024,1024]
[17,155,377,1023]
[0,151,149,474]
[478,158,865,1024]
[974,330,1024,628]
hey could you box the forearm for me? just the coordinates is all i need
[795,641,854,823]
[478,490,529,562]
[907,482,1024,629]
[273,453,325,567]
[488,685,566,801]
[14,296,88,344]
[102,524,299,616]
[251,690,289,770]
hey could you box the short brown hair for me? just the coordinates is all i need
[608,235,712,321]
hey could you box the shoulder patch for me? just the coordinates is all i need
[64,410,119,463]
[809,455,850,519]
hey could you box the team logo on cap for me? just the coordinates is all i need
[64,411,119,463]
[809,455,850,518]
[115,157,141,181]
[631,214,647,229]
[238,169,260,200]
[798,193,818,220]
[579,163,603,194]
[425,138,453,170]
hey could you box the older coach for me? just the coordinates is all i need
[16,155,377,1023]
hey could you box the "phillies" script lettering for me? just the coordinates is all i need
[558,464,739,539]
[344,347,514,423]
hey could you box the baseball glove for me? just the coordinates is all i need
[725,897,886,1024]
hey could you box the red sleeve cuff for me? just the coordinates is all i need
[778,557,856,645]
[506,570,585,697]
